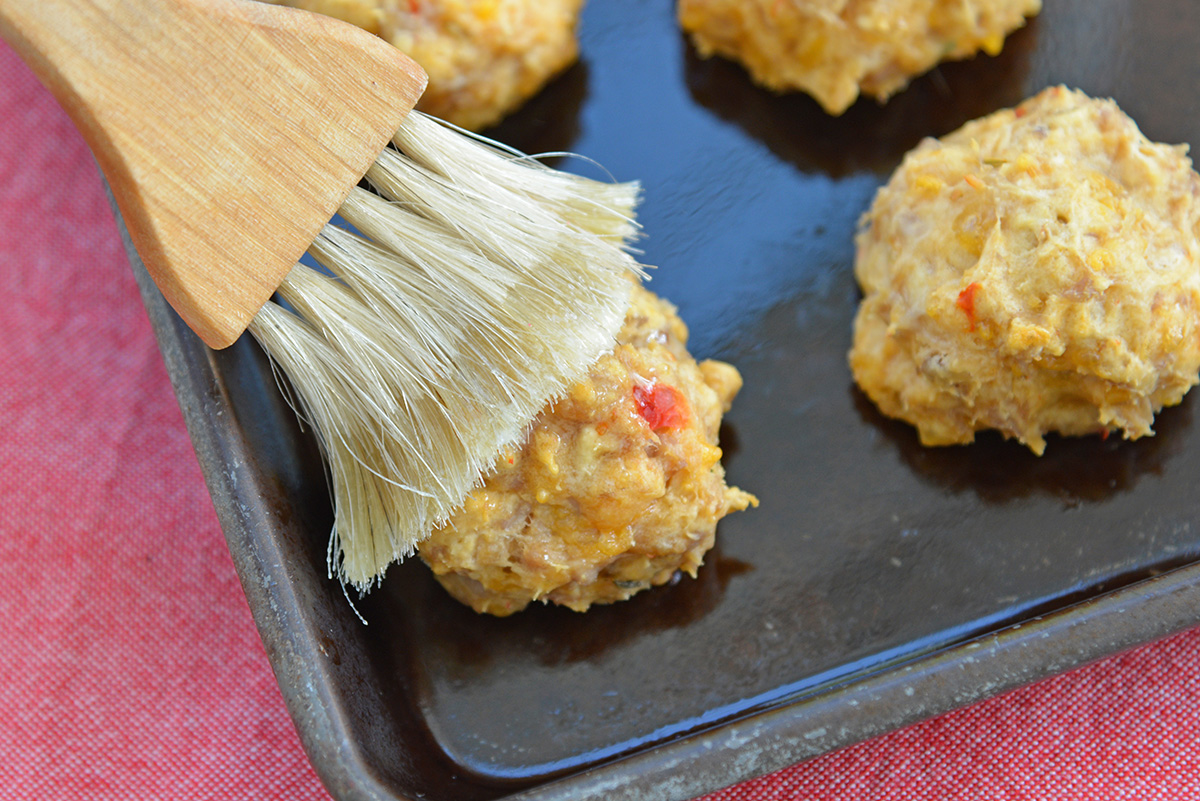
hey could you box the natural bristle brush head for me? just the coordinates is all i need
[0,0,644,594]
[248,111,645,591]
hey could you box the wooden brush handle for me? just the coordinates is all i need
[0,0,426,348]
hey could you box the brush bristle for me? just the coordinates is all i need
[246,111,644,591]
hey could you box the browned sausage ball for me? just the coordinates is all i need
[679,0,1041,115]
[851,87,1200,454]
[418,285,757,615]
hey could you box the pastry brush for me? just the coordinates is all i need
[0,0,642,590]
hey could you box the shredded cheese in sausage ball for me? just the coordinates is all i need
[678,0,1040,115]
[850,86,1200,454]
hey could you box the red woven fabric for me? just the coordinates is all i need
[2,41,1199,801]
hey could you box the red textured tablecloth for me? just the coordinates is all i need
[3,40,1200,801]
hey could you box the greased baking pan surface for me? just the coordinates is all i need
[128,1,1200,799]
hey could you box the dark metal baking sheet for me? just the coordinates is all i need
[127,1,1200,799]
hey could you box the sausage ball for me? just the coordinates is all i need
[850,86,1200,454]
[267,0,583,130]
[678,0,1041,115]
[418,285,757,616]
